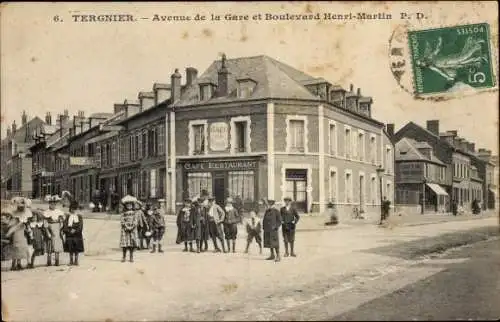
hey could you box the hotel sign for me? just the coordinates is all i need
[209,122,229,151]
[184,160,258,171]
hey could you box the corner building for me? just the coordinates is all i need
[165,55,394,215]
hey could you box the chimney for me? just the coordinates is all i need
[153,83,171,105]
[468,142,475,153]
[6,127,11,137]
[186,67,198,87]
[12,120,17,134]
[171,69,182,102]
[386,123,395,137]
[217,54,229,97]
[78,110,85,118]
[460,140,469,152]
[21,111,27,125]
[349,84,354,92]
[357,88,361,96]
[426,120,440,136]
[447,130,458,137]
[45,112,52,125]
[124,99,141,118]
[138,91,155,111]
[113,103,127,114]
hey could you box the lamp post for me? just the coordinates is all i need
[421,177,427,215]
[376,165,385,225]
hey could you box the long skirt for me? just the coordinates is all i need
[263,230,280,248]
[208,221,224,239]
[46,223,64,253]
[65,232,84,253]
[120,229,138,248]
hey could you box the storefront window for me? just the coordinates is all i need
[228,171,255,201]
[187,172,212,199]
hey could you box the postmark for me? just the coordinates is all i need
[389,22,498,100]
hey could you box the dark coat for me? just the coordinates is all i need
[262,207,281,248]
[280,206,300,230]
[63,214,84,253]
[176,206,195,243]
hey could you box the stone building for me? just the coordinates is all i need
[1,111,44,199]
[164,55,395,214]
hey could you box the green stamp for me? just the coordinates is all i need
[408,23,495,95]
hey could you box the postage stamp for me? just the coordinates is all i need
[407,23,495,95]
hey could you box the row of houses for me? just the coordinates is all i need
[1,54,496,214]
[1,54,395,215]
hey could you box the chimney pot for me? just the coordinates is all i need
[45,112,52,125]
[426,120,440,136]
[171,69,182,102]
[217,55,230,97]
[357,88,361,96]
[350,84,354,92]
[22,111,27,125]
[386,123,395,137]
[12,121,17,133]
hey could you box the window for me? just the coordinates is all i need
[288,119,305,152]
[193,124,205,154]
[200,84,213,101]
[150,169,157,198]
[102,144,108,167]
[237,80,256,99]
[158,124,165,155]
[142,130,148,159]
[130,136,135,161]
[111,142,117,166]
[385,181,392,202]
[135,134,139,160]
[138,133,143,159]
[358,131,365,161]
[370,135,376,164]
[345,127,351,158]
[345,171,353,203]
[228,171,255,201]
[187,172,212,199]
[329,122,337,155]
[385,146,393,174]
[234,121,247,152]
[329,168,338,201]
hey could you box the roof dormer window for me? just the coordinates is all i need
[237,78,257,99]
[199,82,216,101]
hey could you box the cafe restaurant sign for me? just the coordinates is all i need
[209,122,229,151]
[184,160,258,171]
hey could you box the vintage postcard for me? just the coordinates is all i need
[1,1,498,321]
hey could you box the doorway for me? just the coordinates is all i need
[285,169,308,213]
[213,172,226,207]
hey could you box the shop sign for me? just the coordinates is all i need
[70,157,98,167]
[209,122,229,151]
[184,160,258,171]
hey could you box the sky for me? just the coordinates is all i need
[1,2,498,154]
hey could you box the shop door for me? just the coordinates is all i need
[213,172,226,207]
[285,169,308,213]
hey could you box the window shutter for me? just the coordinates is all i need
[158,125,164,155]
[96,144,101,168]
[112,142,117,166]
[138,133,142,159]
[352,131,357,160]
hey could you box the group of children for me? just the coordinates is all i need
[1,196,85,270]
[119,195,166,263]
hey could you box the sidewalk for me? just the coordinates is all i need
[1,216,498,321]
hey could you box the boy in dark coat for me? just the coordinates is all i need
[176,199,196,252]
[262,199,282,262]
[280,197,300,257]
[150,204,166,253]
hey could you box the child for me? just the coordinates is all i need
[245,211,262,254]
[150,204,166,253]
[63,200,84,266]
[120,196,139,262]
[28,210,46,268]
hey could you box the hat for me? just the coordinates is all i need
[207,196,215,201]
[48,196,59,203]
[184,198,192,203]
[226,197,233,203]
[284,197,292,202]
[69,200,79,211]
[267,199,276,205]
[121,195,138,204]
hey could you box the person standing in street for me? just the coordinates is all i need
[324,201,339,226]
[63,200,84,266]
[119,195,139,263]
[262,199,282,262]
[4,215,32,271]
[27,209,46,268]
[176,199,196,252]
[224,197,240,253]
[43,196,65,266]
[244,210,262,254]
[149,203,165,253]
[136,202,150,250]
[381,196,391,223]
[192,197,203,253]
[207,196,226,253]
[451,199,458,216]
[199,197,210,252]
[280,197,300,257]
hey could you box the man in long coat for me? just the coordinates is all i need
[280,197,300,257]
[262,199,281,262]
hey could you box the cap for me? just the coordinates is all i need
[267,199,276,205]
[284,197,292,202]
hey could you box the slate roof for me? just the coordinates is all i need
[173,55,321,107]
[396,138,445,165]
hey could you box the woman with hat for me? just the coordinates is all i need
[224,197,240,253]
[63,200,84,265]
[4,213,33,270]
[11,197,33,224]
[43,196,65,266]
[176,198,196,252]
[120,195,139,262]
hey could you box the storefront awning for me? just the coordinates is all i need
[488,188,497,196]
[426,183,448,196]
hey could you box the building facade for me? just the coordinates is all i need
[1,111,44,199]
[394,138,449,213]
[164,55,394,215]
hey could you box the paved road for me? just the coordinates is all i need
[274,238,500,321]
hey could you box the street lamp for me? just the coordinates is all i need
[421,177,427,215]
[376,165,385,225]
